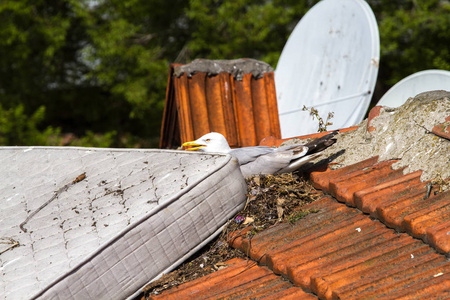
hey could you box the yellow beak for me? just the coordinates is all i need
[182,141,206,151]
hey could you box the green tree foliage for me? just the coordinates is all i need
[185,0,320,66]
[0,104,60,146]
[0,0,448,146]
[382,0,450,80]
[0,0,123,146]
[0,0,189,147]
[81,0,189,138]
[371,0,450,89]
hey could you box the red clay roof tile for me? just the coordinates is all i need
[226,195,450,299]
[426,221,450,255]
[375,180,433,230]
[383,272,450,300]
[312,158,450,255]
[366,105,382,133]
[149,160,449,298]
[321,244,435,298]
[333,256,449,299]
[312,243,430,299]
[350,263,450,299]
[232,197,356,265]
[402,191,450,239]
[432,115,450,141]
[353,170,423,217]
[261,286,317,300]
[328,159,403,206]
[149,258,316,300]
[150,125,450,299]
[265,214,378,275]
[288,231,411,290]
[310,156,379,192]
[160,62,281,149]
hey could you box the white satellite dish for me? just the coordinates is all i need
[275,0,380,138]
[377,70,450,107]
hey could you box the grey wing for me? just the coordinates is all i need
[239,151,294,177]
[237,132,338,177]
[229,146,275,165]
[239,145,311,177]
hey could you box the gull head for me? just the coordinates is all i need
[182,132,231,153]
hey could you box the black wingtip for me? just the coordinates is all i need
[303,130,339,154]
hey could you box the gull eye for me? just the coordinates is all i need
[205,139,211,142]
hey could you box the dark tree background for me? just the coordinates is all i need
[1,0,449,147]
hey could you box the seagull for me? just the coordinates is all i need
[182,131,338,177]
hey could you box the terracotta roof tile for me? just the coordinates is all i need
[148,162,449,297]
[160,61,281,149]
[229,195,449,299]
[432,115,450,141]
[151,103,449,298]
[402,191,450,239]
[233,198,357,265]
[311,242,431,299]
[328,159,405,206]
[334,258,449,299]
[310,156,379,193]
[311,158,450,255]
[376,273,450,300]
[366,105,382,133]
[353,169,423,217]
[320,244,436,296]
[261,286,317,300]
[427,221,450,255]
[264,211,377,275]
[148,258,316,300]
[375,180,433,229]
